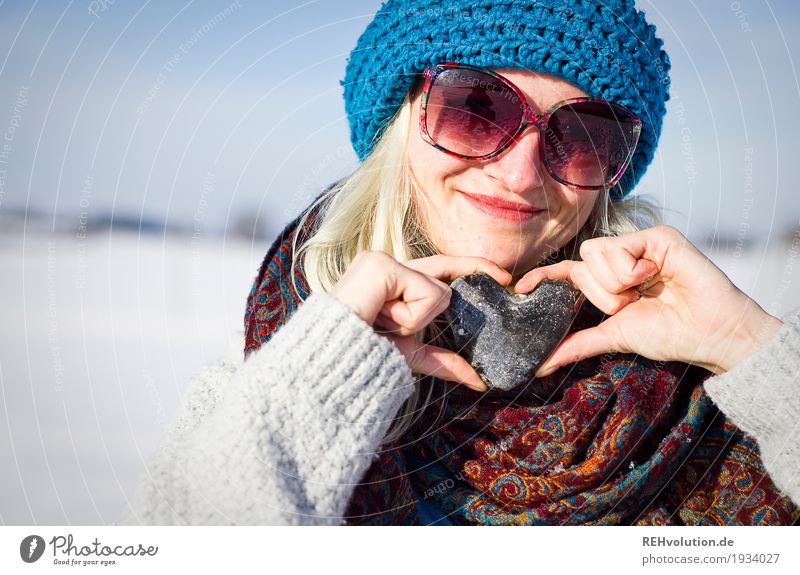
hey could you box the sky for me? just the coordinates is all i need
[0,0,798,241]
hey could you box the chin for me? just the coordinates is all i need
[463,244,542,275]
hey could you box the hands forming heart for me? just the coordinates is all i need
[515,225,783,378]
[330,226,782,393]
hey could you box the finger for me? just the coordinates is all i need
[404,255,512,286]
[580,239,659,294]
[374,310,405,335]
[376,257,455,331]
[376,306,443,337]
[569,262,642,315]
[390,335,488,392]
[637,271,663,295]
[380,282,451,332]
[535,326,618,378]
[514,260,577,293]
[516,259,641,316]
[585,226,678,278]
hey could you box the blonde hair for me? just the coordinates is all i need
[290,90,661,445]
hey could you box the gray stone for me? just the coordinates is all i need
[444,273,583,391]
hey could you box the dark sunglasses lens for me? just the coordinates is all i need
[426,68,523,156]
[544,101,639,188]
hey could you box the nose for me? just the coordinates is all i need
[481,124,547,196]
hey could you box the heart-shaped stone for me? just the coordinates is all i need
[443,273,583,391]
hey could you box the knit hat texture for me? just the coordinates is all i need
[341,0,671,198]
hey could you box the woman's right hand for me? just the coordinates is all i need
[329,251,512,392]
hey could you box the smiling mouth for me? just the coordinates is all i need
[460,191,544,221]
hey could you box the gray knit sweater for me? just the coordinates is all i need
[118,292,800,525]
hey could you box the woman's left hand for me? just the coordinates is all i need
[514,225,783,377]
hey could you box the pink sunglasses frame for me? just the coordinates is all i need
[417,61,643,191]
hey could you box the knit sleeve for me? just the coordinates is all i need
[117,291,415,525]
[702,307,800,506]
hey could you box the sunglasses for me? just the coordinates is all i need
[418,62,642,191]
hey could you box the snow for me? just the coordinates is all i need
[0,229,261,524]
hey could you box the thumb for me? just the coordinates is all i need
[535,326,616,377]
[388,335,488,392]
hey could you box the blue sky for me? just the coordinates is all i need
[0,0,798,241]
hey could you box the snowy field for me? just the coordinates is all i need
[0,228,263,524]
[1,227,799,525]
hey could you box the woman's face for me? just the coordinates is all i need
[407,68,602,281]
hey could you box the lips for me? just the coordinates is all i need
[460,191,544,221]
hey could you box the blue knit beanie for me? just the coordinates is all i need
[341,0,670,198]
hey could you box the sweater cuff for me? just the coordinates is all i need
[703,308,800,438]
[244,291,416,430]
[702,307,800,502]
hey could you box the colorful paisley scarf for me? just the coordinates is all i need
[243,203,799,526]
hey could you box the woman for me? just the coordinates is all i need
[121,0,800,525]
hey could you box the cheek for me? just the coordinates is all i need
[542,189,601,254]
[407,137,470,209]
[579,192,601,223]
[565,190,601,226]
[409,138,457,185]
